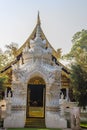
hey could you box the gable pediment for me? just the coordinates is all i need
[0,14,70,78]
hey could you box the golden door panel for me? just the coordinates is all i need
[27,84,45,118]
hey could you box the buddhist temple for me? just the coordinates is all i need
[0,13,71,128]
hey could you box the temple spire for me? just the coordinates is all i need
[37,11,41,26]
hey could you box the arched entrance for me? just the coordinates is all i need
[27,76,46,118]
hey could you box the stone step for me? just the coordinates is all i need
[25,118,46,128]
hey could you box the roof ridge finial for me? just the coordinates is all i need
[37,11,41,25]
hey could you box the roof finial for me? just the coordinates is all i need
[37,11,41,25]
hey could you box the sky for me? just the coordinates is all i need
[0,0,87,54]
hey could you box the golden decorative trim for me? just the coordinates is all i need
[28,76,45,85]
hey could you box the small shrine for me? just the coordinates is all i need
[0,13,71,128]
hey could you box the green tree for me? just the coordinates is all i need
[5,42,18,62]
[0,43,18,69]
[0,43,18,99]
[70,64,87,109]
[0,49,8,68]
[0,75,8,100]
[63,29,87,109]
[5,42,18,56]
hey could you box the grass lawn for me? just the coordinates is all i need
[8,128,62,130]
[80,123,87,128]
[80,120,87,129]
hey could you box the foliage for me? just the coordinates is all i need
[0,49,8,68]
[63,29,87,108]
[5,42,18,56]
[63,29,87,61]
[0,42,18,68]
[7,128,62,130]
[0,75,8,100]
[80,121,87,128]
[70,64,87,108]
[0,42,18,99]
[4,42,18,63]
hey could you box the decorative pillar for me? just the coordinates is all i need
[6,92,12,115]
[71,107,81,130]
[60,104,64,117]
[19,57,22,66]
[66,88,69,101]
[46,84,51,107]
[5,88,7,98]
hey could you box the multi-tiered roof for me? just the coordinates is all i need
[0,13,70,78]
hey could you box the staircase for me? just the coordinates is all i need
[25,118,46,128]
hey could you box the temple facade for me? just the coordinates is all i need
[1,13,71,128]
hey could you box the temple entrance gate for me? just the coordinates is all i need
[27,77,45,118]
[3,13,68,128]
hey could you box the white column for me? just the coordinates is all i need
[5,88,7,98]
[66,88,69,101]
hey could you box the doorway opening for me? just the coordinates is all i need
[27,76,46,118]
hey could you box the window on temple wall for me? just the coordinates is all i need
[7,87,13,97]
[60,88,66,99]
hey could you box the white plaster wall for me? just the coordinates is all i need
[4,24,64,128]
[4,111,26,128]
[45,111,67,128]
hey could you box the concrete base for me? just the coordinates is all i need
[4,110,67,128]
[45,111,67,128]
[4,111,25,128]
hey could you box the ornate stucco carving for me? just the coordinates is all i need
[11,24,62,110]
[4,14,68,129]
